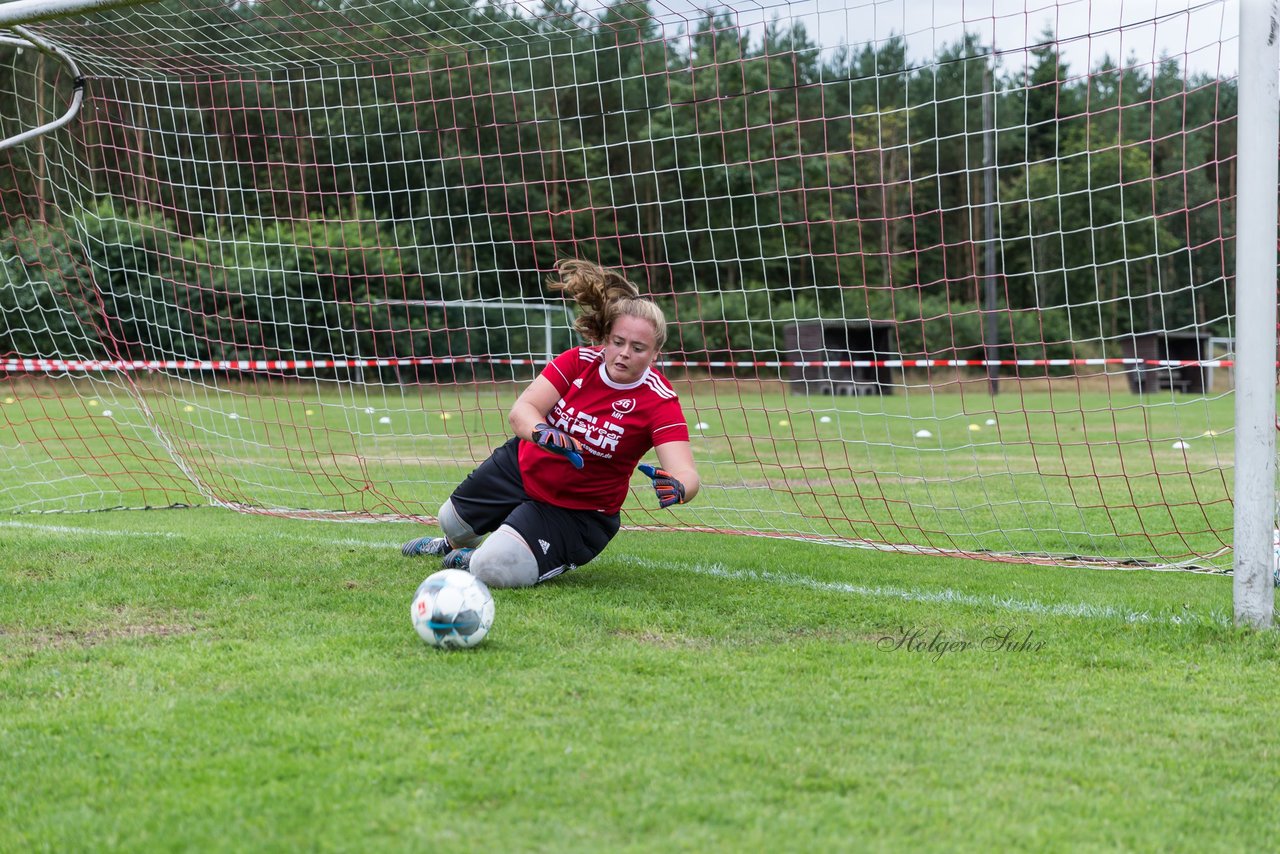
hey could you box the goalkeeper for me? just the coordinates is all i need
[402,258,700,587]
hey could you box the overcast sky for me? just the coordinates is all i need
[528,0,1239,78]
[825,0,1238,77]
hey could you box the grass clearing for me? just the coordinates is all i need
[2,507,1277,850]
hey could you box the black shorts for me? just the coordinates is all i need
[448,437,621,581]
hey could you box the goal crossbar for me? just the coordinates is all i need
[0,0,152,28]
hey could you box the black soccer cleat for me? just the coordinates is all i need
[402,536,452,558]
[442,548,474,570]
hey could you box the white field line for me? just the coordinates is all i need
[306,535,407,549]
[0,520,181,538]
[611,554,1230,627]
[3,521,1229,626]
[0,519,390,550]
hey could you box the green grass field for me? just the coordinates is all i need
[2,505,1278,851]
[2,378,1275,849]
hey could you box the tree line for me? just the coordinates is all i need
[0,0,1237,379]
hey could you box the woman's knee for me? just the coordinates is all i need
[469,526,539,588]
[438,499,483,549]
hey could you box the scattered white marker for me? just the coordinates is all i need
[378,416,391,425]
[305,409,315,416]
[183,405,194,412]
[968,423,981,432]
[101,409,113,417]
[1172,440,1190,450]
[985,418,997,426]
[778,420,789,427]
[914,429,933,439]
[228,413,240,420]
[694,421,710,430]
[819,416,832,424]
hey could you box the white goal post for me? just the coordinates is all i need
[375,300,577,369]
[1231,0,1276,628]
[0,0,151,27]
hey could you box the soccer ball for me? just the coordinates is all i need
[410,569,495,649]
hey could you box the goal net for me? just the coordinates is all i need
[0,0,1243,569]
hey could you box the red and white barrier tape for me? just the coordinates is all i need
[0,356,1239,373]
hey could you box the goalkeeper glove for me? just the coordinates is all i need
[532,423,584,469]
[638,463,686,508]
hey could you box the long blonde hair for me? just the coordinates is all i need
[546,258,667,348]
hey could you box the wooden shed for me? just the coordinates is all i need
[1121,330,1209,394]
[782,320,900,395]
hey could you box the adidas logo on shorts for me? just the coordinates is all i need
[538,538,551,554]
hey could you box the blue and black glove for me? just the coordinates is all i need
[638,463,686,508]
[532,423,584,469]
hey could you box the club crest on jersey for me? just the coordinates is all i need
[611,398,636,419]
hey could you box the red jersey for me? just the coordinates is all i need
[518,346,689,514]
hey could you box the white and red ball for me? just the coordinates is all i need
[410,569,495,649]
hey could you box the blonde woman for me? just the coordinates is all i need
[402,259,700,587]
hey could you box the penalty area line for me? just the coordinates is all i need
[0,519,397,550]
[0,520,181,538]
[612,554,1229,627]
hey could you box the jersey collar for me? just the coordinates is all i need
[597,361,651,390]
